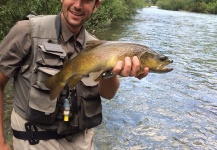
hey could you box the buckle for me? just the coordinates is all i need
[25,122,39,145]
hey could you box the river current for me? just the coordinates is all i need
[4,7,217,150]
[93,7,217,150]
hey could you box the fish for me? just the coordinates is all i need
[45,40,173,100]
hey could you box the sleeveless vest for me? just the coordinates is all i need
[14,15,102,132]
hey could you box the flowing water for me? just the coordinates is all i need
[93,7,217,150]
[4,7,217,150]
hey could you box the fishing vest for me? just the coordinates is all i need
[15,15,102,132]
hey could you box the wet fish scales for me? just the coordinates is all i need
[45,40,173,100]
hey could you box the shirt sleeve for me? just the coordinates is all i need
[0,20,31,77]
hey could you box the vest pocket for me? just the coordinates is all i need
[78,83,103,130]
[79,98,102,130]
[28,67,59,125]
[37,42,66,67]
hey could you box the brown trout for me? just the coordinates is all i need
[45,40,173,100]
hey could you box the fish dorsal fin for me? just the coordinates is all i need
[85,40,105,50]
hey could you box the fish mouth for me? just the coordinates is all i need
[156,61,173,73]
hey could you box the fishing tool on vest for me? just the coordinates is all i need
[63,87,78,123]
[57,87,79,138]
[62,87,74,122]
[63,99,70,122]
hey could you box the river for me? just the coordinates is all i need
[4,7,217,150]
[93,7,217,150]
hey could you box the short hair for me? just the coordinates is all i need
[95,0,99,4]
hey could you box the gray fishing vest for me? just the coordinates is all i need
[15,15,102,131]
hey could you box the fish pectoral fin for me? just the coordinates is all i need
[85,40,105,50]
[68,75,83,89]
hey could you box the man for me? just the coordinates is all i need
[0,0,149,149]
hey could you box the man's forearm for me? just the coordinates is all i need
[98,75,120,100]
[0,87,6,144]
[0,72,9,143]
[0,89,11,150]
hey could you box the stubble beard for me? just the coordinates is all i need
[61,5,95,33]
[64,11,84,29]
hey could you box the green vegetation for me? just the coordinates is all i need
[86,0,148,30]
[0,0,148,41]
[156,0,217,14]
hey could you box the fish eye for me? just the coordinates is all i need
[159,56,168,61]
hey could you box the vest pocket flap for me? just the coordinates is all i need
[82,99,102,117]
[39,42,66,58]
[38,67,59,76]
[37,44,64,66]
[34,67,59,90]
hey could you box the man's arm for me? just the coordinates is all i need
[99,56,149,99]
[0,72,11,150]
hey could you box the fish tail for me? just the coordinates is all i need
[44,74,65,100]
[68,75,83,89]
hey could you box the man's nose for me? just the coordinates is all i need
[73,0,82,10]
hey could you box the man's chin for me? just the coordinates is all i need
[70,20,83,27]
[66,17,83,26]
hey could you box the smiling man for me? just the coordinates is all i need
[0,0,149,150]
[61,0,99,34]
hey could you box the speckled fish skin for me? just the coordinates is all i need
[45,40,173,100]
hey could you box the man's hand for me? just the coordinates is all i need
[112,56,149,79]
[98,56,149,100]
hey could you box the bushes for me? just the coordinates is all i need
[156,0,217,14]
[206,1,217,14]
[0,0,147,41]
[0,0,61,41]
[86,0,147,29]
[86,0,128,29]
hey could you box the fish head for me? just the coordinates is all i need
[140,51,173,73]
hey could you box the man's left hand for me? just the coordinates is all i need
[112,56,149,80]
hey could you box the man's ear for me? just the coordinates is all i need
[93,0,101,13]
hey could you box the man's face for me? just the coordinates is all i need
[61,0,100,34]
